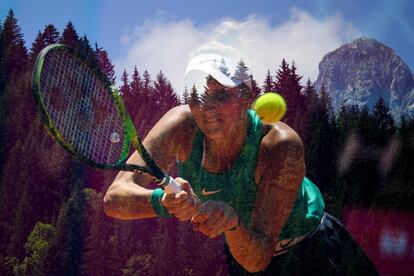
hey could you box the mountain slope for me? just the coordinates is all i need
[315,37,414,119]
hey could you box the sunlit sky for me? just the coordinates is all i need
[2,0,413,94]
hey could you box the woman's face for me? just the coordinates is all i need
[189,80,250,140]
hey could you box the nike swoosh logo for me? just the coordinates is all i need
[201,188,223,196]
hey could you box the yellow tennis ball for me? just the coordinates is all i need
[253,92,286,123]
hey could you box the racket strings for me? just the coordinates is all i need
[40,49,126,165]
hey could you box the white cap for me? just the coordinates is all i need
[183,53,252,93]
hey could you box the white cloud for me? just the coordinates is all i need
[114,7,361,96]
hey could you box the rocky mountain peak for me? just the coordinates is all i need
[315,37,414,120]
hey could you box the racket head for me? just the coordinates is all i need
[32,44,135,170]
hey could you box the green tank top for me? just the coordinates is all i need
[177,110,325,239]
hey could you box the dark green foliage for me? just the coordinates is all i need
[262,70,274,92]
[81,190,122,275]
[51,177,86,276]
[189,84,199,105]
[13,222,56,275]
[372,97,396,147]
[274,59,306,138]
[1,10,28,78]
[304,84,339,196]
[94,43,116,84]
[0,10,28,173]
[0,21,6,172]
[78,35,96,66]
[374,115,414,209]
[182,86,190,104]
[250,75,261,100]
[29,24,60,63]
[59,21,79,48]
[130,66,142,97]
[154,71,180,111]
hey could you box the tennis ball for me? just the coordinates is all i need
[253,92,286,123]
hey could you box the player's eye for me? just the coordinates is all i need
[214,90,231,101]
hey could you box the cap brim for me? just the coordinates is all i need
[182,53,251,93]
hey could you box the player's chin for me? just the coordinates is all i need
[202,128,227,140]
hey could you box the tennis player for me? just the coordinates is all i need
[104,54,378,274]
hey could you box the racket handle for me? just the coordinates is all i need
[161,176,182,194]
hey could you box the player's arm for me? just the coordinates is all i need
[103,106,197,220]
[224,129,305,272]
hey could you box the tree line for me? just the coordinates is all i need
[0,9,413,275]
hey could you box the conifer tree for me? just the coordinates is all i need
[0,21,7,172]
[1,9,28,79]
[274,59,290,95]
[59,21,79,48]
[384,116,414,208]
[94,43,115,84]
[290,61,303,91]
[262,70,274,92]
[29,31,46,62]
[336,103,382,206]
[119,68,132,115]
[136,70,153,138]
[302,79,317,145]
[142,70,152,92]
[154,70,180,112]
[130,66,142,96]
[50,176,86,276]
[78,35,96,65]
[0,21,4,87]
[30,24,60,62]
[190,84,199,105]
[42,24,59,45]
[372,97,396,147]
[274,59,306,136]
[5,147,35,260]
[0,140,24,261]
[0,70,38,259]
[234,60,260,99]
[126,66,143,120]
[182,86,189,104]
[81,191,119,276]
[357,105,376,146]
[234,60,249,82]
[305,84,337,195]
[303,79,316,105]
[250,76,261,100]
[119,69,130,96]
[288,61,305,134]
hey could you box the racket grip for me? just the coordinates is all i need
[161,176,182,194]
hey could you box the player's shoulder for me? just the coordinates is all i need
[260,121,304,157]
[255,122,305,186]
[159,105,198,162]
[157,105,196,131]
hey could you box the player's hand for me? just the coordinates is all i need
[161,177,200,221]
[191,200,239,238]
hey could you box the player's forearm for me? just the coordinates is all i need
[103,182,157,220]
[225,224,275,273]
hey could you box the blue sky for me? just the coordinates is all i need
[2,0,413,93]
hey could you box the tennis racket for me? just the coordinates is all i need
[32,44,181,194]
